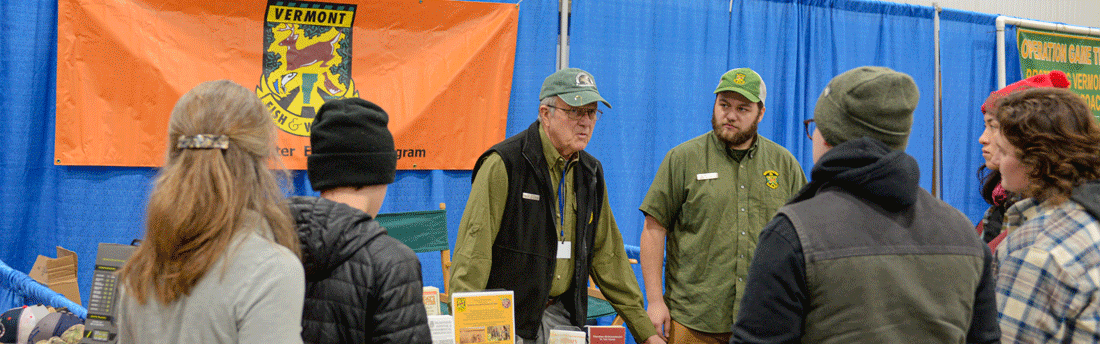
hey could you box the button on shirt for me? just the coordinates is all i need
[639,132,806,333]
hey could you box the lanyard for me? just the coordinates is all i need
[556,162,568,242]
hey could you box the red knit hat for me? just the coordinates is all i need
[981,70,1071,113]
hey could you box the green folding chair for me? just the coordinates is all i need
[586,264,633,325]
[374,205,452,314]
[587,244,644,325]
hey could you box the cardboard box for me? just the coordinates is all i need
[28,246,81,305]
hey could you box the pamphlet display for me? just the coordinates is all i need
[450,290,514,344]
[424,286,442,316]
[428,315,456,344]
[547,328,586,344]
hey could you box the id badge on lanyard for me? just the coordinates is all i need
[557,164,571,259]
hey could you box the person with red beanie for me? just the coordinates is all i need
[975,70,1070,252]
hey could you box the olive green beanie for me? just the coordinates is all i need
[814,66,919,151]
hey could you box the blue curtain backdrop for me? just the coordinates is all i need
[3,0,1030,336]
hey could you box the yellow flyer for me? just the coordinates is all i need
[451,290,515,344]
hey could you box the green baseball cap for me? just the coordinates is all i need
[714,68,767,105]
[539,68,611,108]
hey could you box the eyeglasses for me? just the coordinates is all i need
[803,119,816,140]
[548,105,602,121]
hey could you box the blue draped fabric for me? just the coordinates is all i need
[2,1,1030,338]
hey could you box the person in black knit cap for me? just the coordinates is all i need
[290,97,431,343]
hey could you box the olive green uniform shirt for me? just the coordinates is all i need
[451,125,657,341]
[639,132,805,333]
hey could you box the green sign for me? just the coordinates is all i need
[1017,28,1100,120]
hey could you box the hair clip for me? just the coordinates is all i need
[177,134,229,150]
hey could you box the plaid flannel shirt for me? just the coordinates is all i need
[995,198,1100,343]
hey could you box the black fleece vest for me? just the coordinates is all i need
[471,121,604,339]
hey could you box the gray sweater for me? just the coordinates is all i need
[118,225,305,344]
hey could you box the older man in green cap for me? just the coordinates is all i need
[638,68,805,343]
[450,68,664,344]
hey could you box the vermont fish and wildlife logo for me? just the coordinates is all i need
[455,298,467,313]
[733,73,747,85]
[257,0,358,136]
[764,170,779,189]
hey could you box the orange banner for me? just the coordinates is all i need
[56,0,517,170]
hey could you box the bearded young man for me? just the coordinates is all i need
[638,68,806,343]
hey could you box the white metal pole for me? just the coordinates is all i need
[933,3,942,199]
[996,17,1007,89]
[558,0,570,70]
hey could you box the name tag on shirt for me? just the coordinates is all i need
[696,172,719,180]
[557,241,572,259]
[522,192,541,201]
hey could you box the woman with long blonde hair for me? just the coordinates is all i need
[116,80,305,344]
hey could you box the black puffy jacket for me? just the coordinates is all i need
[290,196,432,344]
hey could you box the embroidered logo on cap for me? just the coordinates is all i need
[734,73,747,85]
[764,170,779,189]
[575,72,595,87]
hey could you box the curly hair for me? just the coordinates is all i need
[994,87,1100,203]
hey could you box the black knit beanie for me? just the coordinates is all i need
[307,98,397,191]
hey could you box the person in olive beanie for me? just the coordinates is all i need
[811,66,918,151]
[290,98,431,343]
[733,66,1000,344]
